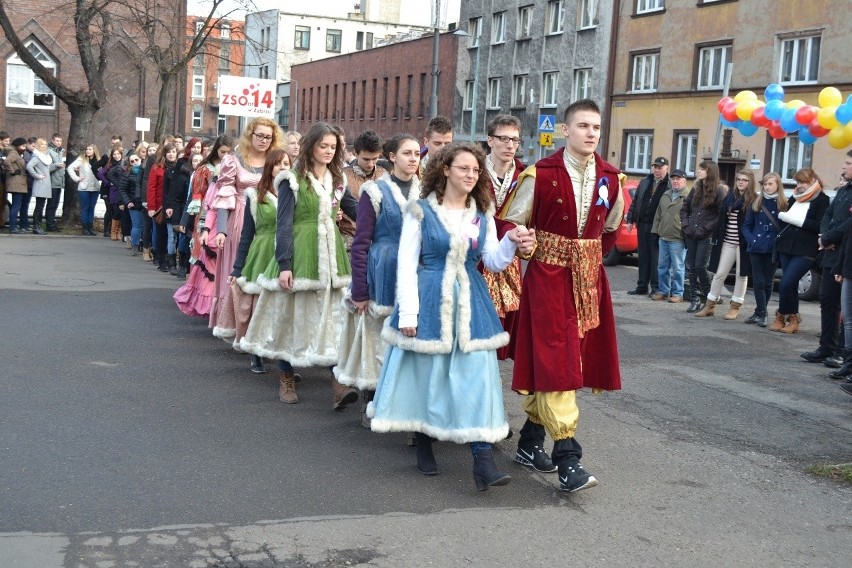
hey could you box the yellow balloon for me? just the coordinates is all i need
[818,87,843,108]
[817,106,841,130]
[785,99,805,109]
[828,126,847,149]
[734,90,757,103]
[736,100,756,121]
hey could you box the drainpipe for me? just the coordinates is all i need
[602,0,621,159]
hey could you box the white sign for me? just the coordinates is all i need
[135,117,151,132]
[218,76,277,118]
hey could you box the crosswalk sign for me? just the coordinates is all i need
[538,115,555,132]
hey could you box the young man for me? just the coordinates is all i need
[626,156,670,296]
[45,133,66,231]
[419,116,453,173]
[651,169,690,303]
[340,130,387,243]
[173,135,185,155]
[503,99,623,493]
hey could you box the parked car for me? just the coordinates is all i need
[603,180,638,266]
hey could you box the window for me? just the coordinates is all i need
[547,1,564,34]
[512,75,527,107]
[393,76,400,118]
[697,44,731,89]
[542,72,558,107]
[579,0,597,29]
[326,29,342,53]
[382,77,388,118]
[6,40,56,109]
[517,6,533,39]
[406,74,413,118]
[371,78,377,118]
[419,73,427,116]
[779,35,820,85]
[636,0,664,14]
[356,31,364,50]
[771,135,814,183]
[218,115,227,135]
[675,132,698,176]
[487,78,501,109]
[492,12,506,44]
[351,81,357,120]
[195,21,204,33]
[468,17,482,47]
[219,43,230,70]
[366,32,373,49]
[265,27,271,51]
[192,75,204,99]
[220,23,230,39]
[631,52,658,92]
[295,26,310,50]
[572,68,592,102]
[191,106,203,129]
[464,80,475,111]
[624,132,654,173]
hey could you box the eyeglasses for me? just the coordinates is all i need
[129,159,141,164]
[491,135,521,146]
[451,165,482,176]
[252,133,273,142]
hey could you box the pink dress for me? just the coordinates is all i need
[207,154,262,329]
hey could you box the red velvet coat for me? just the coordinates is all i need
[511,149,622,393]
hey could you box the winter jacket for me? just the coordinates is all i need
[163,157,190,223]
[98,163,122,205]
[774,193,830,259]
[67,157,100,192]
[47,143,65,188]
[742,197,783,254]
[651,186,689,241]
[680,184,726,241]
[26,152,52,198]
[118,167,145,207]
[818,182,852,269]
[3,148,27,194]
[627,173,670,225]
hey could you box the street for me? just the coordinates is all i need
[1,235,850,567]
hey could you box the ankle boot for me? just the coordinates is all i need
[695,298,716,317]
[724,301,742,320]
[686,296,700,313]
[279,371,298,403]
[780,313,800,334]
[415,432,438,475]
[110,220,120,240]
[332,378,359,410]
[167,253,178,275]
[768,311,786,331]
[176,252,189,279]
[157,252,169,272]
[829,350,852,379]
[471,446,511,491]
[515,419,557,473]
[142,247,153,261]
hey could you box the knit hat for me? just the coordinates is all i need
[11,137,26,147]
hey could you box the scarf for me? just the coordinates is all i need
[485,154,516,208]
[794,180,821,203]
[34,149,52,166]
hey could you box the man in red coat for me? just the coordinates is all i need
[502,99,623,492]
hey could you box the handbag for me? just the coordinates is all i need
[153,207,165,224]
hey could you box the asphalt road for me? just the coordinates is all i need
[1,236,850,567]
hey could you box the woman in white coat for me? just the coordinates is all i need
[25,138,52,235]
[68,144,101,235]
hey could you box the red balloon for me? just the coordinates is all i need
[718,96,734,113]
[795,105,817,126]
[722,101,739,122]
[751,106,770,127]
[768,121,786,140]
[808,118,830,138]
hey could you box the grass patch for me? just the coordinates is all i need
[808,463,852,483]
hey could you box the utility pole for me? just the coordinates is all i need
[429,0,441,118]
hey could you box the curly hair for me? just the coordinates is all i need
[237,117,285,162]
[420,142,493,213]
[295,122,344,188]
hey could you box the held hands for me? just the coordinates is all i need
[352,299,369,315]
[400,326,417,337]
[508,225,537,255]
[278,270,294,290]
[227,275,236,285]
[213,232,226,248]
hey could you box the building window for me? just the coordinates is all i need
[487,77,501,109]
[697,44,731,89]
[469,17,482,47]
[624,131,654,173]
[220,23,230,39]
[464,80,475,111]
[366,32,373,49]
[295,26,310,50]
[419,73,427,116]
[512,75,527,108]
[771,135,814,183]
[779,35,820,85]
[371,78,377,118]
[192,75,204,99]
[517,5,533,39]
[631,52,659,92]
[492,12,506,44]
[579,0,597,29]
[326,29,342,53]
[636,0,664,14]
[546,1,564,34]
[382,77,388,118]
[219,43,230,69]
[406,74,413,118]
[393,76,400,119]
[195,21,204,33]
[218,115,227,134]
[675,132,698,177]
[356,31,364,50]
[264,26,271,51]
[572,68,592,102]
[191,106,203,129]
[542,72,558,107]
[6,40,56,109]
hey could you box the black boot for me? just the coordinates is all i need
[167,253,178,275]
[552,438,597,493]
[176,252,189,279]
[157,252,169,272]
[414,432,437,476]
[471,445,511,491]
[829,350,852,379]
[693,296,706,314]
[515,419,557,473]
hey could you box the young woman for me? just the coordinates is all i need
[147,143,178,271]
[367,142,535,490]
[680,160,727,313]
[772,168,830,333]
[207,118,285,329]
[98,146,124,241]
[239,122,358,409]
[117,154,145,255]
[174,135,234,318]
[67,144,101,235]
[335,133,421,428]
[25,138,52,235]
[696,169,758,319]
[165,137,201,277]
[742,173,787,326]
[135,142,152,253]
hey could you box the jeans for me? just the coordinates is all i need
[78,191,98,226]
[177,231,190,255]
[45,186,62,228]
[129,208,144,247]
[636,222,659,291]
[708,242,748,303]
[657,239,686,296]
[777,253,814,314]
[9,193,28,230]
[749,252,776,317]
[841,279,852,351]
[166,223,177,255]
[142,213,152,247]
[684,237,713,301]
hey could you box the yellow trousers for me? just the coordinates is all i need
[521,391,579,441]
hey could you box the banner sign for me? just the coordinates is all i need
[218,76,277,118]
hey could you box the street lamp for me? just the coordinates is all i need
[453,27,481,143]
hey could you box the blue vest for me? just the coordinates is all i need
[367,180,406,308]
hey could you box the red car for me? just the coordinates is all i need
[603,179,638,266]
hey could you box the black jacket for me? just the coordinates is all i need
[626,173,670,225]
[118,167,144,206]
[680,184,727,241]
[818,182,852,268]
[775,193,830,259]
[164,157,190,223]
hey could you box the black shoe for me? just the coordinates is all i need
[9,227,21,234]
[415,433,437,476]
[744,313,764,325]
[46,225,60,232]
[558,460,598,493]
[472,448,511,491]
[829,362,852,379]
[515,445,558,473]
[800,347,832,363]
[841,382,852,396]
[32,227,46,235]
[627,287,648,295]
[824,355,844,369]
[686,299,700,313]
[693,301,706,313]
[757,315,768,327]
[250,355,267,374]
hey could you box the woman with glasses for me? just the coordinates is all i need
[118,154,145,254]
[696,169,758,319]
[368,142,535,490]
[208,118,284,330]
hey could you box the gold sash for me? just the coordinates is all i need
[483,258,522,318]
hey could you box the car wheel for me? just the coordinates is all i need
[798,268,821,301]
[603,247,622,267]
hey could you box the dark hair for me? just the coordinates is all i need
[564,98,601,124]
[420,142,492,213]
[27,136,37,144]
[425,116,453,137]
[487,114,521,136]
[382,133,419,160]
[257,149,287,205]
[354,130,382,154]
[155,143,177,166]
[0,131,9,140]
[694,160,724,209]
[848,149,852,158]
[792,167,825,190]
[107,144,124,167]
[295,122,344,188]
[51,133,61,139]
[197,134,235,170]
[112,135,123,141]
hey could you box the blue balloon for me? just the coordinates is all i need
[764,99,785,121]
[798,129,818,145]
[738,122,759,136]
[780,108,799,133]
[836,103,852,125]
[764,83,785,102]
[720,117,738,128]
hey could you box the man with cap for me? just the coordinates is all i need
[651,169,690,302]
[626,156,670,296]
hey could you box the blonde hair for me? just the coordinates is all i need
[35,138,48,152]
[753,172,788,213]
[80,144,100,165]
[238,118,285,162]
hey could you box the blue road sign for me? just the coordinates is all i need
[538,115,556,132]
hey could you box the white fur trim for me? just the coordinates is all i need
[238,337,337,367]
[368,302,393,317]
[407,201,424,221]
[236,275,263,295]
[361,180,383,216]
[369,417,510,444]
[307,170,350,289]
[212,326,236,339]
[277,170,299,202]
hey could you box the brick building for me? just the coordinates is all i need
[289,31,460,141]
